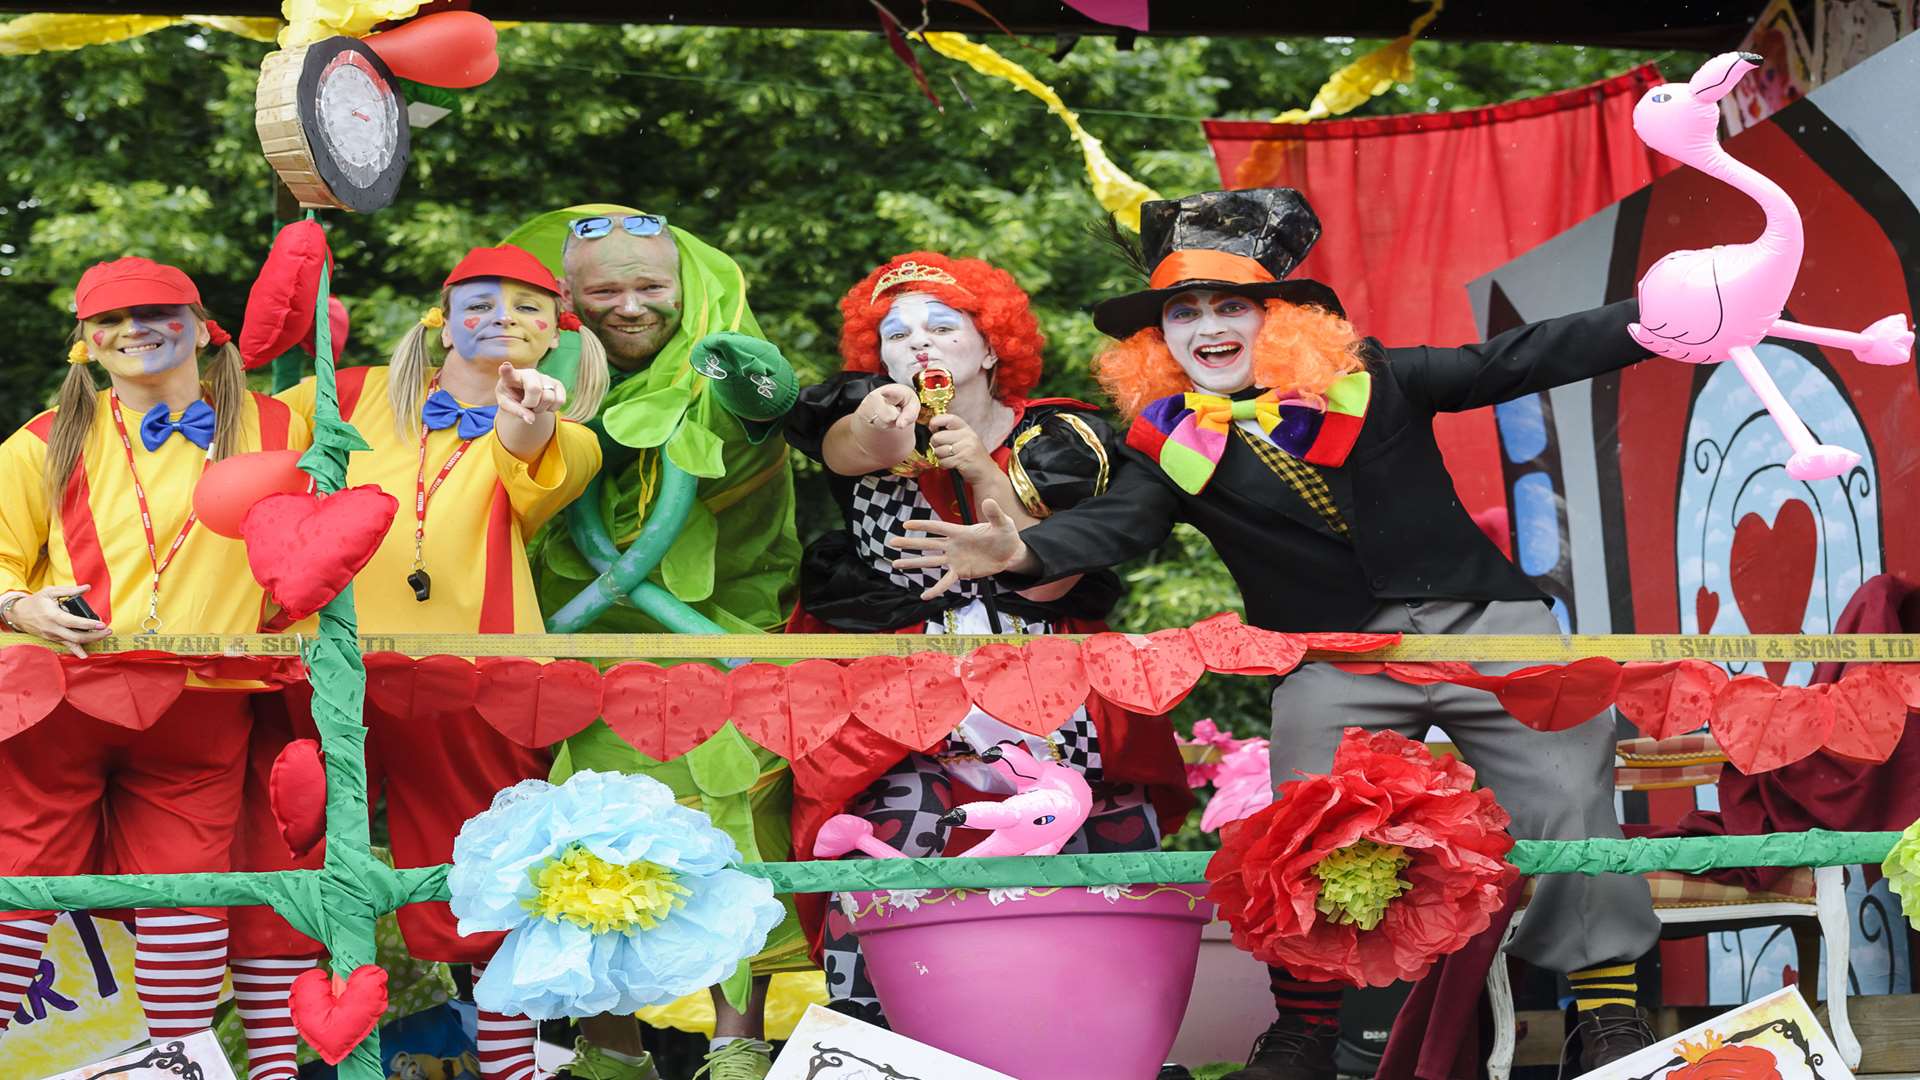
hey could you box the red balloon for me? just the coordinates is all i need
[194,450,310,538]
[363,11,500,89]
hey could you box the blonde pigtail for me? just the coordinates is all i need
[566,324,610,421]
[44,337,101,504]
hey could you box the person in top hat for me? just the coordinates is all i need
[0,257,312,1050]
[887,189,1666,1078]
[225,245,605,1080]
[783,250,1191,1031]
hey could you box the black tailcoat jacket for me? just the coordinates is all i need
[1009,301,1649,633]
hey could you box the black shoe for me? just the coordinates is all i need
[1575,1004,1655,1071]
[1219,1016,1339,1080]
[1158,1067,1195,1080]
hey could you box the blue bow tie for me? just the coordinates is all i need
[422,389,497,438]
[139,400,216,452]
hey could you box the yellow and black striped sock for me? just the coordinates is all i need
[1569,962,1638,1011]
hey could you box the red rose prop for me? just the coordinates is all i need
[1206,728,1517,987]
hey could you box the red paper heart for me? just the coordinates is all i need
[1876,663,1920,709]
[366,654,479,723]
[846,656,938,753]
[1827,666,1908,764]
[0,646,64,743]
[1084,630,1205,715]
[905,651,972,747]
[1729,501,1816,683]
[270,739,327,858]
[473,658,604,748]
[290,964,388,1065]
[601,662,669,759]
[961,644,1067,737]
[729,661,852,760]
[1695,586,1721,634]
[242,487,399,620]
[730,663,796,758]
[785,659,851,760]
[1494,658,1623,733]
[1298,632,1402,654]
[62,655,186,730]
[660,663,730,759]
[1616,660,1728,740]
[1712,677,1833,774]
[1190,612,1307,677]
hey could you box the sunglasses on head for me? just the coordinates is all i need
[568,214,667,240]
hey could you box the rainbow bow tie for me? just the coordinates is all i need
[1124,372,1371,495]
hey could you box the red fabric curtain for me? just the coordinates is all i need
[1204,65,1675,521]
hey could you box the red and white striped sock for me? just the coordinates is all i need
[133,909,229,1042]
[230,958,313,1080]
[0,915,55,1037]
[471,961,538,1080]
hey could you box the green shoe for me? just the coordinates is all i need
[692,1038,775,1080]
[560,1036,662,1080]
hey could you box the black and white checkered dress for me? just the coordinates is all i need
[847,471,990,602]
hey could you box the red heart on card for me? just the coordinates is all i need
[1083,630,1204,715]
[1616,660,1728,740]
[1827,666,1908,764]
[1494,658,1623,733]
[847,655,942,753]
[660,663,730,759]
[0,646,64,743]
[601,662,670,759]
[270,739,327,858]
[1729,501,1817,683]
[62,655,186,730]
[290,965,388,1065]
[1190,612,1307,677]
[474,658,604,748]
[1712,677,1834,774]
[242,487,399,620]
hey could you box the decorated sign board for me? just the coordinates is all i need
[41,1030,237,1080]
[769,1006,1016,1080]
[0,914,147,1079]
[1575,985,1852,1080]
[255,36,410,212]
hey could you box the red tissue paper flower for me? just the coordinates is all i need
[1205,727,1518,987]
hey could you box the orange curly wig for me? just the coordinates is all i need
[839,251,1046,403]
[1093,298,1369,420]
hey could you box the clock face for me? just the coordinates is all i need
[315,52,400,187]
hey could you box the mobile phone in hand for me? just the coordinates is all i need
[57,593,101,622]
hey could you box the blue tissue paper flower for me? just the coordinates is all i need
[449,769,784,1019]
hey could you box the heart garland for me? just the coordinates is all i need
[61,655,186,730]
[473,658,604,748]
[0,646,64,743]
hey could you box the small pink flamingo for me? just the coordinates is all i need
[1630,51,1913,481]
[1198,740,1274,833]
[812,744,1093,861]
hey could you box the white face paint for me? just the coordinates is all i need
[82,305,204,379]
[1161,289,1264,395]
[876,293,993,391]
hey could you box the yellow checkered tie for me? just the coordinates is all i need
[1233,425,1350,538]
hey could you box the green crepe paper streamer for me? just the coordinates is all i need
[719,958,753,1015]
[1508,831,1905,877]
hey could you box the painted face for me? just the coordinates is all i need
[1161,289,1265,395]
[442,278,560,368]
[562,232,682,369]
[876,294,993,391]
[81,304,203,378]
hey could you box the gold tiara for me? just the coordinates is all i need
[871,260,961,303]
[1675,1032,1726,1064]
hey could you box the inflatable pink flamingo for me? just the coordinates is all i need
[813,743,1093,861]
[1629,51,1914,481]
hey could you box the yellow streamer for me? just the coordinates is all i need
[279,0,421,48]
[0,12,279,55]
[919,31,1160,232]
[1235,0,1444,186]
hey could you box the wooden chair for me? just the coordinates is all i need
[1485,733,1858,1079]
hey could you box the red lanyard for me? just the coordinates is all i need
[412,379,475,579]
[107,391,208,633]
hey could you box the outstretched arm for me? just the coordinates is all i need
[1388,299,1649,413]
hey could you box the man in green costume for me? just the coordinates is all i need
[505,206,804,1080]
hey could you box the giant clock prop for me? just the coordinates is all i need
[256,37,410,212]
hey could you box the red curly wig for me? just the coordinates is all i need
[1093,298,1369,420]
[839,251,1046,403]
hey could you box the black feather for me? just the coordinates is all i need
[1086,215,1149,280]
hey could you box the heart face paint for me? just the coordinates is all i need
[443,278,559,368]
[81,304,200,378]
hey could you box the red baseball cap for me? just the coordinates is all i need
[74,257,202,320]
[444,244,561,294]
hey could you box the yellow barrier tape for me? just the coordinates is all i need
[6,632,1920,664]
[918,30,1160,231]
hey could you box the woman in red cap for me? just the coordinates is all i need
[783,250,1190,1033]
[227,244,605,1080]
[0,257,310,1048]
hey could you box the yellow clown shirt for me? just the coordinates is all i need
[0,390,310,639]
[278,366,600,634]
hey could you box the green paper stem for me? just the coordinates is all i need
[1509,830,1905,876]
[719,958,752,1015]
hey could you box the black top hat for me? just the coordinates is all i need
[1092,188,1345,339]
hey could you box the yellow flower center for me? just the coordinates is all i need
[524,845,692,935]
[1311,838,1412,931]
